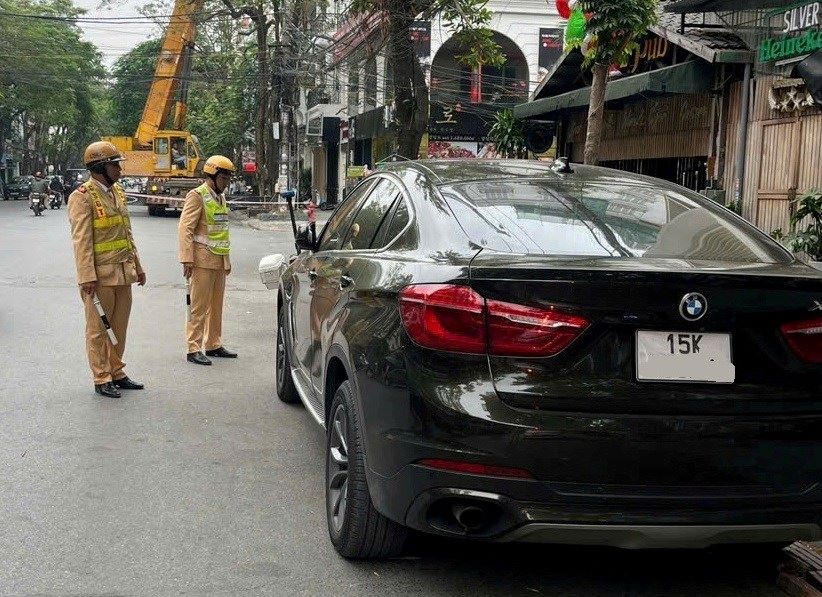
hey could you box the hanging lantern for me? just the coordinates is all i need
[564,8,586,49]
[556,0,571,19]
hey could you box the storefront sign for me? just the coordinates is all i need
[346,165,366,178]
[410,21,431,58]
[760,2,821,62]
[428,102,489,142]
[538,28,563,76]
[622,35,670,74]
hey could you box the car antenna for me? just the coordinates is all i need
[552,157,574,174]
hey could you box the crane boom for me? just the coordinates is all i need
[134,0,204,147]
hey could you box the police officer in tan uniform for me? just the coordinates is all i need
[179,155,237,365]
[68,141,146,398]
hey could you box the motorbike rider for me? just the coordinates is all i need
[30,172,48,213]
[49,174,63,204]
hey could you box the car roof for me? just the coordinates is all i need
[374,159,684,192]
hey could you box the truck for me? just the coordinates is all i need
[102,0,206,215]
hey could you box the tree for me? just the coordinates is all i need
[0,0,106,172]
[488,109,526,158]
[350,0,504,159]
[566,0,658,165]
[110,39,164,136]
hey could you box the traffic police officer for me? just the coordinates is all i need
[179,155,237,365]
[68,141,146,398]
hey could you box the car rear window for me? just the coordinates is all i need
[439,178,790,263]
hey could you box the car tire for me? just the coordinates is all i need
[276,307,300,404]
[326,380,407,559]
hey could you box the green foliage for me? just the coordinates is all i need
[438,1,506,68]
[488,109,525,158]
[570,0,659,68]
[109,39,164,136]
[773,188,822,261]
[0,0,106,169]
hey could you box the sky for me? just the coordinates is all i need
[73,0,156,68]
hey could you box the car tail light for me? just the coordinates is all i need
[487,299,590,356]
[418,458,533,479]
[399,284,486,353]
[780,316,822,364]
[399,284,589,356]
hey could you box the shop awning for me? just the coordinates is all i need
[514,60,713,120]
[665,0,790,13]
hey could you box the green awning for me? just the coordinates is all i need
[514,61,714,120]
[665,0,789,13]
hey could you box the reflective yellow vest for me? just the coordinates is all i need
[193,183,230,255]
[84,181,134,265]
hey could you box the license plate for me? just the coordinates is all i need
[636,331,735,383]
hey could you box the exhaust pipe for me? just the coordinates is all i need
[451,503,488,533]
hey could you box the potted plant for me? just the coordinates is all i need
[772,188,822,270]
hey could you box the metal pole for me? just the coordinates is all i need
[734,62,752,206]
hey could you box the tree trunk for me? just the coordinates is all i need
[254,5,271,196]
[583,62,608,166]
[389,8,428,159]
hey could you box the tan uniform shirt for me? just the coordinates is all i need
[178,186,231,271]
[68,179,143,286]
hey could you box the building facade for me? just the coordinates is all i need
[303,0,560,206]
[515,0,821,237]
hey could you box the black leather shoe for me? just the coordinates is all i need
[187,352,212,365]
[94,382,121,398]
[113,376,144,390]
[205,346,238,358]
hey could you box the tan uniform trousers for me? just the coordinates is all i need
[81,285,132,385]
[187,266,226,353]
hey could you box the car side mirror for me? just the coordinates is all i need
[258,253,285,289]
[295,225,316,252]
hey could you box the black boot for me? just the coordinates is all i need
[205,346,237,358]
[95,382,121,398]
[113,376,144,390]
[187,352,212,365]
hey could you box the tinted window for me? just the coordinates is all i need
[341,178,399,250]
[374,198,410,248]
[317,180,373,251]
[440,178,790,263]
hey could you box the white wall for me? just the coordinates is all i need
[429,0,561,96]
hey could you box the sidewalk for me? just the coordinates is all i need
[229,209,329,233]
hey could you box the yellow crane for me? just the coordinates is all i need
[103,0,206,214]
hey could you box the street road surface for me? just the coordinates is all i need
[0,199,783,595]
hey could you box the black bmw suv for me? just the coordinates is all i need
[268,160,822,559]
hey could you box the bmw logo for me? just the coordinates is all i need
[679,293,707,321]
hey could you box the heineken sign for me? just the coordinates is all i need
[759,2,821,62]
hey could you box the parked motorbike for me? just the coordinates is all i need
[30,193,46,216]
[49,191,62,209]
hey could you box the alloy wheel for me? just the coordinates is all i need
[327,403,350,533]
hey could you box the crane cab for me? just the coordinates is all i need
[152,130,203,177]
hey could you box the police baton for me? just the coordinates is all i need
[186,278,192,321]
[92,293,118,346]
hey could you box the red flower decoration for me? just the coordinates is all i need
[556,0,571,19]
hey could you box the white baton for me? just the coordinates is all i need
[92,294,118,346]
[186,279,192,321]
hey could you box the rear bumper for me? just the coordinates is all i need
[366,462,822,548]
[500,522,821,549]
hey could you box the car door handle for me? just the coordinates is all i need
[308,269,317,280]
[339,275,354,289]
